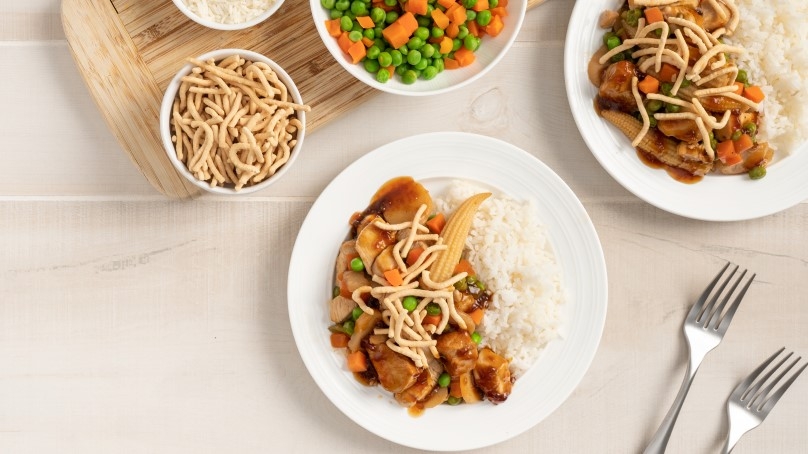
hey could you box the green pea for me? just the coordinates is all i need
[743,122,757,135]
[434,58,445,72]
[602,31,616,48]
[736,69,749,85]
[417,15,431,27]
[463,34,479,51]
[366,45,381,60]
[350,257,364,272]
[402,70,418,84]
[731,129,743,141]
[370,6,386,23]
[383,0,396,5]
[648,116,658,128]
[342,319,355,336]
[462,0,477,8]
[446,396,462,405]
[646,99,664,113]
[340,15,353,31]
[452,38,462,51]
[414,58,428,71]
[364,59,380,73]
[457,25,469,40]
[489,0,498,6]
[407,49,422,65]
[395,64,409,76]
[621,8,641,27]
[390,49,403,66]
[363,28,375,39]
[402,296,418,312]
[335,0,350,11]
[661,82,673,96]
[748,165,766,180]
[421,43,436,58]
[329,9,343,19]
[466,10,477,21]
[399,44,408,55]
[321,0,336,9]
[710,138,718,151]
[454,277,468,291]
[415,26,430,41]
[351,306,364,321]
[351,22,363,33]
[376,68,390,83]
[348,30,363,42]
[372,37,385,49]
[378,51,392,67]
[606,35,621,51]
[438,372,451,388]
[431,26,445,39]
[665,103,681,113]
[385,10,398,24]
[476,10,492,26]
[333,286,341,298]
[350,0,367,15]
[408,36,424,50]
[426,302,442,316]
[470,332,482,344]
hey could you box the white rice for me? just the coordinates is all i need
[437,181,566,378]
[181,0,274,24]
[728,0,808,153]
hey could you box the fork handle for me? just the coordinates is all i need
[643,352,705,454]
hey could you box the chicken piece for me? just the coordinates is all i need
[355,215,396,271]
[677,142,712,164]
[714,142,773,175]
[365,341,421,393]
[348,310,382,352]
[340,270,372,298]
[599,10,619,29]
[658,119,702,143]
[454,289,477,313]
[371,245,398,277]
[598,61,639,112]
[329,296,356,323]
[394,369,436,407]
[662,5,703,28]
[366,176,434,225]
[473,347,512,404]
[436,331,478,377]
[334,239,357,283]
[701,0,730,32]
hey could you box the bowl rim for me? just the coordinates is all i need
[308,0,527,96]
[171,0,286,31]
[159,48,306,195]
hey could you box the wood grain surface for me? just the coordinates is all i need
[61,0,547,199]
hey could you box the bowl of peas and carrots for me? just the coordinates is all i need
[310,0,526,95]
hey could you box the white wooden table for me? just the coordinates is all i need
[2,1,806,452]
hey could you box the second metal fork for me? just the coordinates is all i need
[644,262,755,454]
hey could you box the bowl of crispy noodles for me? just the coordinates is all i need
[159,48,310,195]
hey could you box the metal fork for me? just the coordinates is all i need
[722,348,807,453]
[644,262,755,454]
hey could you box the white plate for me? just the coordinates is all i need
[309,0,526,96]
[564,0,808,221]
[288,132,607,451]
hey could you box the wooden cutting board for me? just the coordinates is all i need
[61,0,548,198]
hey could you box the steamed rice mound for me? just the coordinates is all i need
[437,181,566,377]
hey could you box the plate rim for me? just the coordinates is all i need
[287,131,608,451]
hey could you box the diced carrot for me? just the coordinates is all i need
[644,7,664,24]
[484,13,504,37]
[471,0,489,12]
[445,22,460,38]
[454,47,476,67]
[453,258,476,277]
[384,268,404,286]
[445,2,460,19]
[382,22,409,49]
[467,20,480,37]
[347,351,368,372]
[437,0,456,8]
[406,246,425,266]
[339,278,352,298]
[325,19,342,37]
[397,11,419,35]
[498,0,508,6]
[361,36,374,47]
[469,308,484,325]
[490,6,508,17]
[444,57,460,69]
[733,81,745,95]
[638,75,660,94]
[743,85,765,103]
[658,63,678,83]
[425,212,446,234]
[431,8,450,29]
[716,140,739,165]
[404,0,428,15]
[337,32,352,54]
[330,332,351,348]
[347,40,367,64]
[450,5,467,25]
[439,36,454,54]
[356,15,375,29]
[449,378,462,397]
[423,314,442,327]
[734,133,754,154]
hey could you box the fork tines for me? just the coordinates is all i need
[733,348,807,414]
[691,262,755,332]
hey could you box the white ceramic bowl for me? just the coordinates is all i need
[309,0,526,96]
[159,48,306,195]
[171,0,286,31]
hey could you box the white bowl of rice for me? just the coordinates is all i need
[172,0,285,31]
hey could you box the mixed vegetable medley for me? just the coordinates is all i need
[320,0,509,84]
